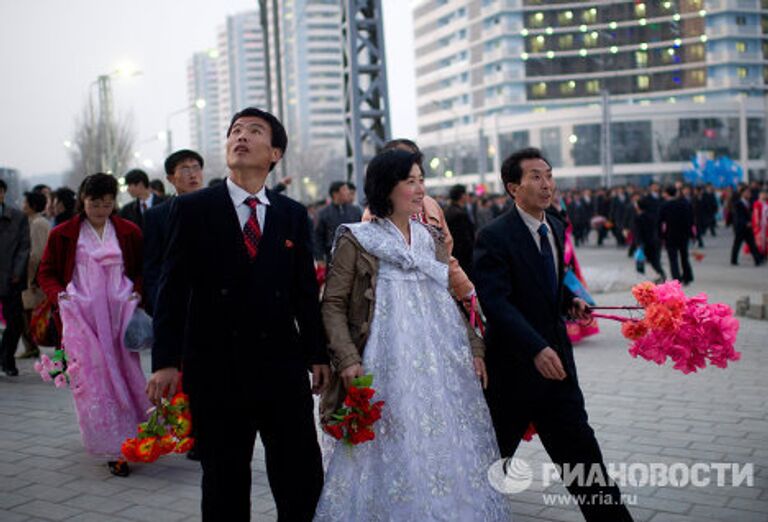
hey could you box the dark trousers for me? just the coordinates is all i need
[644,244,666,279]
[0,292,23,372]
[486,377,634,522]
[731,227,764,265]
[666,243,693,283]
[193,366,323,521]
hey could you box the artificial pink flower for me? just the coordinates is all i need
[631,281,657,307]
[54,374,68,388]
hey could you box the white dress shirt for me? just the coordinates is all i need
[516,204,560,276]
[226,177,270,232]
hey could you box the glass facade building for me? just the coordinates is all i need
[413,0,768,189]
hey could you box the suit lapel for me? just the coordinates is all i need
[210,182,251,264]
[547,215,566,288]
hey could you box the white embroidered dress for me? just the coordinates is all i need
[314,219,511,521]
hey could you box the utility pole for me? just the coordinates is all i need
[600,89,613,188]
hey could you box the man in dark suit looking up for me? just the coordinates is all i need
[146,107,330,521]
[474,148,633,521]
[142,149,205,316]
[119,169,167,229]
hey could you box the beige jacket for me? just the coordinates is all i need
[22,213,51,310]
[361,195,474,299]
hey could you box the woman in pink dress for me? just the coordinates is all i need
[38,173,149,477]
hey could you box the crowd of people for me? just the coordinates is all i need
[0,104,766,521]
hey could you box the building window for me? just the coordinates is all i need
[559,34,574,49]
[531,35,546,52]
[635,51,648,67]
[735,15,747,26]
[560,80,576,94]
[584,31,599,47]
[688,69,706,85]
[635,3,646,17]
[558,10,574,25]
[693,95,706,103]
[637,75,650,90]
[532,82,547,97]
[582,7,597,24]
[736,41,747,53]
[586,80,601,94]
[529,12,545,27]
[738,67,749,78]
[688,44,705,60]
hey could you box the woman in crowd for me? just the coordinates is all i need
[38,173,149,477]
[18,191,52,359]
[315,149,510,520]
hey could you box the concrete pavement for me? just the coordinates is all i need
[0,227,766,521]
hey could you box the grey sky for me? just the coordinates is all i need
[0,0,417,180]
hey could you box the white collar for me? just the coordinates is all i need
[226,177,271,207]
[516,204,549,235]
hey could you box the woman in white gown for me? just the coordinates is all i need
[315,149,511,521]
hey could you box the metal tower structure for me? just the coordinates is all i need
[341,0,391,199]
[96,74,116,175]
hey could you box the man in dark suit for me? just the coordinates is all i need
[142,149,205,316]
[313,181,362,265]
[731,186,765,266]
[119,169,167,229]
[474,148,633,522]
[147,107,330,521]
[444,183,475,278]
[659,185,694,284]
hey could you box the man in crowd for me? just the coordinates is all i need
[444,183,476,278]
[659,185,694,285]
[731,186,766,266]
[0,179,30,376]
[119,169,167,229]
[147,107,328,520]
[313,181,362,266]
[143,149,205,316]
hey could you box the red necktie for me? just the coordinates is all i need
[243,197,262,259]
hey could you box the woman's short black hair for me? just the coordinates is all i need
[80,173,118,202]
[24,191,48,213]
[365,149,419,218]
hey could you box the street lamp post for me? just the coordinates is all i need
[89,64,142,175]
[166,98,206,157]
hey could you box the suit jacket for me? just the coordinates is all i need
[119,195,167,229]
[0,203,30,297]
[473,206,578,394]
[732,199,753,232]
[142,198,175,316]
[151,182,327,402]
[313,203,363,263]
[659,197,694,247]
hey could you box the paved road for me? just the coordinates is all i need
[0,227,765,521]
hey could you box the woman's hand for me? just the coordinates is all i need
[473,357,488,389]
[340,363,364,389]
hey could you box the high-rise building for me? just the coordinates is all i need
[413,0,768,189]
[265,0,346,198]
[187,10,268,176]
[188,50,224,173]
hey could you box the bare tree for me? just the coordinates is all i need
[283,145,346,203]
[66,103,136,188]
